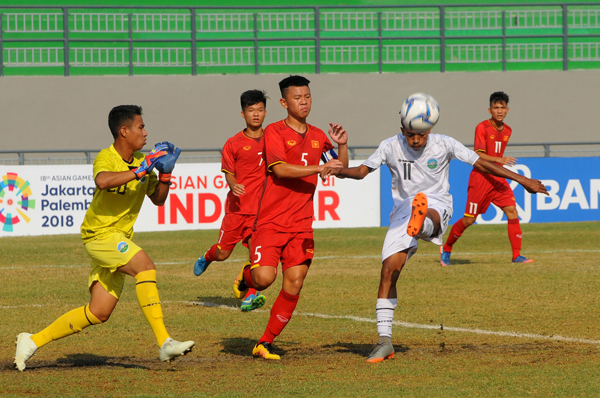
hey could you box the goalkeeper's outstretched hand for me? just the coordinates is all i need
[133,143,168,179]
[154,141,182,183]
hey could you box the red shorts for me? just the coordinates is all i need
[464,170,516,217]
[250,228,314,272]
[217,213,255,251]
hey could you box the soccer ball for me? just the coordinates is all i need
[400,93,440,132]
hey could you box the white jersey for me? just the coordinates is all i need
[363,133,479,213]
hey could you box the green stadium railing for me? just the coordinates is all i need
[1,3,600,76]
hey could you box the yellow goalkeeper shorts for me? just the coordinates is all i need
[84,233,142,299]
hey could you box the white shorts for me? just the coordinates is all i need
[381,195,453,262]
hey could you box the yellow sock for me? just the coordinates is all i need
[135,270,170,347]
[31,305,101,348]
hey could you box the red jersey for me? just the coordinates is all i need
[256,120,334,232]
[472,119,512,179]
[221,130,266,215]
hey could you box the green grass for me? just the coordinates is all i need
[1,222,600,397]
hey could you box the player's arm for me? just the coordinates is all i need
[328,123,349,168]
[95,170,137,190]
[473,158,548,195]
[149,180,170,206]
[271,158,342,179]
[477,151,517,166]
[320,164,371,181]
[225,172,245,196]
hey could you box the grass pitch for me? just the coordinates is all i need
[1,222,599,397]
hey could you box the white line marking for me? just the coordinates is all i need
[2,248,599,271]
[4,299,600,345]
[182,300,600,345]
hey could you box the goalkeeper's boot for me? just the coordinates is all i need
[159,338,195,362]
[407,192,428,237]
[14,333,38,372]
[440,246,451,267]
[366,341,395,363]
[252,341,280,360]
[512,255,534,264]
[241,291,266,312]
[233,261,250,300]
[193,251,212,276]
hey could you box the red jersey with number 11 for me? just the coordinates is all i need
[221,130,266,215]
[472,119,513,180]
[256,120,334,232]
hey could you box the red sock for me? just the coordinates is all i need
[244,288,258,299]
[204,244,218,262]
[259,289,299,344]
[443,219,468,252]
[507,218,522,260]
[243,264,256,289]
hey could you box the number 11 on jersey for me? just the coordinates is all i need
[403,163,412,180]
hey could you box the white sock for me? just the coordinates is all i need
[376,298,398,338]
[417,217,434,239]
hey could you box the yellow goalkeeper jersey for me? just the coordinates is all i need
[81,144,159,243]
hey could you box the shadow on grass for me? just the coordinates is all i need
[220,337,287,358]
[194,296,240,308]
[323,342,410,357]
[1,354,150,372]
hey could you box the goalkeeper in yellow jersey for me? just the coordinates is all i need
[14,105,194,371]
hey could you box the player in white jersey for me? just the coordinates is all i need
[321,107,548,364]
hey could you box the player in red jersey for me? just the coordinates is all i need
[232,75,348,360]
[441,91,534,265]
[193,90,268,312]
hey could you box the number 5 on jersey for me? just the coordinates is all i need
[254,245,262,263]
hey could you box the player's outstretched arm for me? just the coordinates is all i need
[477,151,517,166]
[320,164,371,181]
[474,158,548,195]
[272,158,342,179]
[328,123,349,168]
[95,170,137,190]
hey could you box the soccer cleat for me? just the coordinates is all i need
[512,255,534,264]
[407,192,428,237]
[193,252,212,276]
[241,292,266,312]
[252,342,280,360]
[366,341,395,363]
[233,262,250,300]
[14,333,38,372]
[159,338,195,362]
[440,246,451,267]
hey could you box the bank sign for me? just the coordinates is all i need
[380,157,600,225]
[0,161,379,237]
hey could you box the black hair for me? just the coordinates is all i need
[108,105,142,139]
[279,75,310,98]
[490,91,509,106]
[240,89,268,111]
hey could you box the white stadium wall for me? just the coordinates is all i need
[0,70,599,151]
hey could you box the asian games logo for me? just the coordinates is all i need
[0,172,36,232]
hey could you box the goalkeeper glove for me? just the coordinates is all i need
[321,149,338,163]
[154,141,182,183]
[133,143,168,180]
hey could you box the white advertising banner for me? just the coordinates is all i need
[0,160,379,237]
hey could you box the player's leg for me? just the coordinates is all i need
[14,283,107,372]
[194,214,245,276]
[252,231,313,360]
[367,250,411,363]
[442,175,492,266]
[240,227,267,312]
[119,249,195,361]
[407,193,443,239]
[502,206,533,263]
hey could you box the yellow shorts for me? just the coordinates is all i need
[84,233,142,299]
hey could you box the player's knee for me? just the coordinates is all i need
[380,265,401,283]
[89,309,109,323]
[463,217,476,227]
[215,250,231,261]
[503,206,518,219]
[253,271,276,290]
